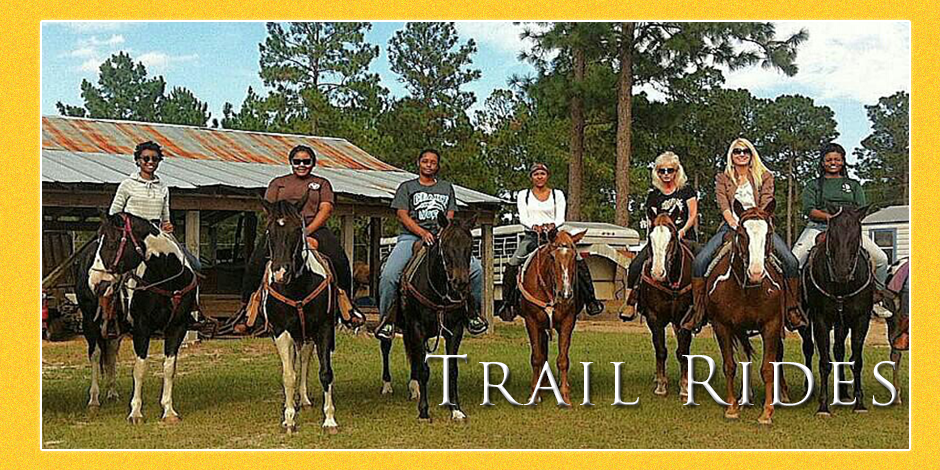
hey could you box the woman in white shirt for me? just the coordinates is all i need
[496,163,603,321]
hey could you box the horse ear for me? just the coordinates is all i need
[260,198,275,216]
[437,211,450,230]
[762,197,776,216]
[732,200,746,219]
[548,227,559,242]
[646,206,658,223]
[857,204,873,219]
[571,230,587,244]
[463,214,478,229]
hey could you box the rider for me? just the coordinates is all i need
[241,145,366,329]
[791,143,889,296]
[684,138,806,332]
[495,163,604,322]
[110,140,200,271]
[374,149,489,340]
[620,151,698,321]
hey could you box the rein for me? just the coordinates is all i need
[806,236,872,317]
[263,228,333,343]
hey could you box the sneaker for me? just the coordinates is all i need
[375,322,395,340]
[619,303,637,322]
[467,316,489,335]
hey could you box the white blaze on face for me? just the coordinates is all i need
[557,247,573,298]
[743,219,769,281]
[649,226,672,281]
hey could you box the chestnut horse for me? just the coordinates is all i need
[702,199,788,424]
[637,208,694,399]
[517,229,586,405]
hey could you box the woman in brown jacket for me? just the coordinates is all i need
[684,138,805,332]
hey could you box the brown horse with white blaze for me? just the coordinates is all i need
[702,199,789,424]
[517,229,586,405]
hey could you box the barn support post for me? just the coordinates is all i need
[481,222,495,334]
[184,211,200,343]
[341,215,355,272]
[369,217,381,301]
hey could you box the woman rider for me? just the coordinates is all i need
[496,162,604,321]
[241,145,365,329]
[682,138,806,332]
[619,151,698,321]
[791,143,889,296]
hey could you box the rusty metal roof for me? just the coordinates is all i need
[42,116,503,207]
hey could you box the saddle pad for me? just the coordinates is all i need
[304,248,331,280]
[888,261,909,294]
[401,243,429,289]
[518,245,545,281]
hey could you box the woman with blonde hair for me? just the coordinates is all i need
[682,138,805,332]
[620,151,698,321]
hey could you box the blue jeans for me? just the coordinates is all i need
[692,223,799,279]
[378,233,483,321]
[792,221,889,284]
[509,232,540,267]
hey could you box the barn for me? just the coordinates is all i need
[41,115,504,328]
[862,205,910,264]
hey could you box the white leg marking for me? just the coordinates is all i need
[322,384,338,429]
[650,226,671,281]
[88,347,101,407]
[160,355,179,420]
[299,342,315,407]
[381,381,394,395]
[275,331,298,430]
[409,379,420,400]
[451,409,467,421]
[128,357,147,422]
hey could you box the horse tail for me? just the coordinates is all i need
[731,327,754,361]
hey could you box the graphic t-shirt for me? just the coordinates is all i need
[644,185,698,240]
[391,178,458,234]
[801,177,867,217]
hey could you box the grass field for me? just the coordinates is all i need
[41,324,909,449]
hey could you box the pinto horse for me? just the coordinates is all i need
[703,199,788,424]
[518,229,587,405]
[637,208,694,399]
[87,212,198,424]
[259,198,339,433]
[883,258,909,405]
[380,213,477,422]
[800,205,875,415]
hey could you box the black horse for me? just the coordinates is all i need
[259,199,338,433]
[86,212,198,424]
[800,205,874,415]
[379,213,476,422]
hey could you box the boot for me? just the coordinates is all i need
[497,264,519,322]
[337,289,366,329]
[784,277,807,331]
[619,288,638,322]
[681,278,708,333]
[578,261,604,316]
[467,307,489,335]
[245,287,263,328]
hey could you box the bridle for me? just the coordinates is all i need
[518,231,577,333]
[805,208,873,316]
[727,210,778,289]
[641,220,692,297]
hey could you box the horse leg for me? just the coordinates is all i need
[650,318,668,397]
[674,324,692,401]
[757,326,779,425]
[833,321,851,399]
[776,336,791,404]
[556,314,575,406]
[814,318,833,416]
[380,338,394,395]
[446,326,466,421]
[713,323,739,419]
[524,315,547,403]
[298,342,315,408]
[86,340,102,410]
[317,324,338,433]
[158,324,186,423]
[274,330,299,433]
[127,330,150,424]
[799,324,815,397]
[891,350,903,405]
[850,316,871,413]
[104,337,122,401]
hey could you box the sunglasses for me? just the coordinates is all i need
[657,167,677,175]
[732,148,753,157]
[291,159,314,166]
[139,156,162,163]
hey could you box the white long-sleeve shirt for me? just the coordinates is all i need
[517,188,566,230]
[109,172,171,222]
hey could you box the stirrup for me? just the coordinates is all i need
[375,322,395,340]
[619,303,637,322]
[467,316,489,335]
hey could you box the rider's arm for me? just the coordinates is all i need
[305,202,333,236]
[517,190,533,230]
[109,180,130,215]
[802,182,831,222]
[681,197,698,237]
[853,180,868,207]
[160,185,173,232]
[722,209,738,229]
[553,190,566,229]
[715,173,738,229]
[397,209,431,239]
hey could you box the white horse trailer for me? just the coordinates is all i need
[380,222,642,313]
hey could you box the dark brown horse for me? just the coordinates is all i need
[703,199,788,424]
[637,209,694,399]
[518,229,587,405]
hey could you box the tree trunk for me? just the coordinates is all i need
[786,154,794,245]
[615,22,635,227]
[568,45,586,222]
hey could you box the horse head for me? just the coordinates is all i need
[432,212,476,301]
[262,192,309,286]
[88,211,159,296]
[825,204,870,283]
[732,198,776,284]
[648,208,680,283]
[544,229,586,301]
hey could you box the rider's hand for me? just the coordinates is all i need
[421,229,436,245]
[533,225,543,234]
[678,227,687,239]
[161,221,174,233]
[546,223,556,231]
[306,237,319,250]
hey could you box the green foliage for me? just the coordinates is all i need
[855,91,910,207]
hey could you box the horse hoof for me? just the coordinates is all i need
[654,386,668,397]
[758,416,773,425]
[127,416,144,425]
[451,410,467,422]
[323,425,339,435]
[106,391,120,401]
[816,411,831,417]
[418,417,432,424]
[300,401,314,409]
[408,380,420,401]
[679,391,689,401]
[724,409,740,420]
[161,414,181,424]
[380,382,393,395]
[283,424,298,434]
[853,407,869,414]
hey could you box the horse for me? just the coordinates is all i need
[517,228,587,405]
[800,205,875,415]
[882,258,909,405]
[379,212,477,422]
[636,208,694,399]
[258,198,339,433]
[701,199,788,424]
[86,212,199,424]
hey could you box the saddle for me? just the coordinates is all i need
[705,238,784,280]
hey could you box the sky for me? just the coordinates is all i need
[40,21,911,165]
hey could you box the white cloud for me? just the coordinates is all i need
[83,34,125,47]
[79,58,103,73]
[722,21,911,105]
[455,21,537,57]
[69,46,96,58]
[136,52,199,70]
[62,22,128,33]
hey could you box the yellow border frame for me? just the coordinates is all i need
[6,2,936,468]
